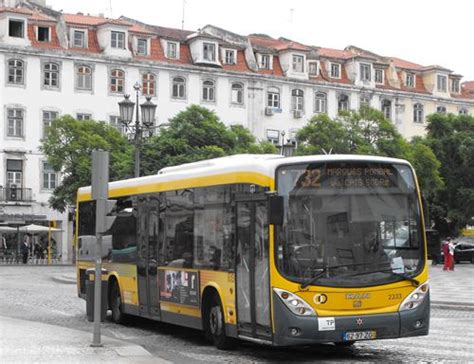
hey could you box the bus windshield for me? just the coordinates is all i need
[276,161,424,288]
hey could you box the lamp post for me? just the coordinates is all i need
[118,82,157,178]
[279,130,296,157]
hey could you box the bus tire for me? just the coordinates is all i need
[203,293,236,350]
[110,281,126,324]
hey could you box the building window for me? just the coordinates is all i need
[8,19,24,38]
[109,115,125,134]
[314,92,327,113]
[76,65,92,90]
[141,72,156,96]
[6,159,22,188]
[7,108,24,137]
[459,108,469,115]
[406,73,415,88]
[360,63,371,81]
[167,42,178,59]
[291,89,304,111]
[292,55,304,73]
[77,113,91,121]
[437,75,447,92]
[42,110,58,137]
[111,31,125,49]
[42,162,57,190]
[267,87,280,108]
[338,94,349,112]
[381,99,392,120]
[266,129,280,145]
[308,62,318,76]
[331,63,341,78]
[260,54,271,69]
[203,42,216,61]
[413,103,424,123]
[137,38,148,56]
[73,30,86,48]
[43,63,60,88]
[451,79,460,93]
[375,69,384,84]
[37,26,50,42]
[172,76,186,99]
[224,49,236,64]
[110,69,125,93]
[202,80,215,102]
[7,59,24,85]
[437,106,447,114]
[231,83,244,105]
[360,95,371,107]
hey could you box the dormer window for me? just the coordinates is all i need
[203,42,216,61]
[360,63,371,81]
[260,54,271,69]
[111,31,125,49]
[406,73,415,88]
[292,55,304,73]
[308,62,318,76]
[37,26,50,42]
[437,75,447,92]
[9,19,25,38]
[375,69,384,84]
[331,63,341,78]
[451,79,460,93]
[137,38,148,56]
[224,49,236,65]
[73,30,86,48]
[166,41,178,59]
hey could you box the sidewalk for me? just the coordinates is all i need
[0,316,171,364]
[428,262,474,310]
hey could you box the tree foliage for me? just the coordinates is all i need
[140,105,276,174]
[424,113,474,233]
[40,115,133,212]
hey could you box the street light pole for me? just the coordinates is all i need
[118,82,157,178]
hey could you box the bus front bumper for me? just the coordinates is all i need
[272,291,430,346]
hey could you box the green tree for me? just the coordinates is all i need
[141,105,276,174]
[40,115,133,212]
[425,113,474,233]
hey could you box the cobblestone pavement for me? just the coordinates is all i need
[428,263,474,307]
[1,266,473,363]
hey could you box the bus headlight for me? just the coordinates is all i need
[274,288,316,316]
[399,282,429,311]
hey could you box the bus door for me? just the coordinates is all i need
[235,194,272,340]
[137,196,161,318]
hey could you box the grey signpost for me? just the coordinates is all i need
[90,150,116,347]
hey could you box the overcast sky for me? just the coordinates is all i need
[47,0,474,81]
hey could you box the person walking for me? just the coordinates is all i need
[442,237,451,271]
[448,239,456,271]
[21,235,29,264]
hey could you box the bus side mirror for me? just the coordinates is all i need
[268,195,284,225]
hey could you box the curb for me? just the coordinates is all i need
[51,275,77,285]
[431,302,474,312]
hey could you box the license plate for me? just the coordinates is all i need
[343,330,376,341]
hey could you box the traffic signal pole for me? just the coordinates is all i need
[91,150,109,347]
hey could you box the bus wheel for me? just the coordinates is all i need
[203,293,236,350]
[110,281,125,324]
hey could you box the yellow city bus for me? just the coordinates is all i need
[76,154,430,348]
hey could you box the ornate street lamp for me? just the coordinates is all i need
[118,82,157,177]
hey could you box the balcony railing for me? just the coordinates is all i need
[0,186,33,202]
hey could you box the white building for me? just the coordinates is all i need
[1,1,473,261]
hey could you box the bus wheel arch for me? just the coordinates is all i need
[201,286,236,350]
[108,275,126,324]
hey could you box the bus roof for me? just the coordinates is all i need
[77,154,412,199]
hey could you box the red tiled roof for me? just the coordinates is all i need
[249,35,310,52]
[318,47,353,60]
[390,57,424,71]
[462,81,474,91]
[0,6,32,15]
[222,50,251,73]
[398,71,430,94]
[29,11,56,23]
[68,29,101,53]
[152,25,193,41]
[64,13,130,27]
[129,24,155,35]
[28,24,62,49]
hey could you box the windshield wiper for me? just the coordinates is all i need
[300,262,387,289]
[341,268,419,286]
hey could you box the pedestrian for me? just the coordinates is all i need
[442,237,451,271]
[448,239,456,271]
[21,235,29,264]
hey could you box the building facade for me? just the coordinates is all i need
[1,1,473,261]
